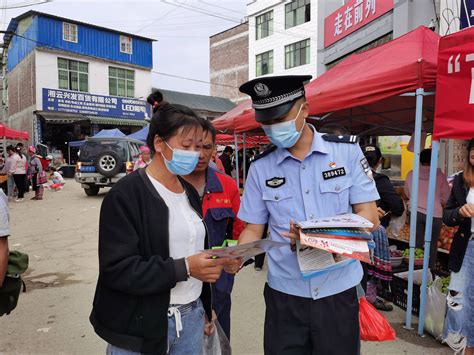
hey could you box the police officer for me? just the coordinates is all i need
[226,75,380,354]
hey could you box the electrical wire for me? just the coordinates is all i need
[9,31,238,89]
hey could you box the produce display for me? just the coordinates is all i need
[390,249,403,257]
[388,223,457,252]
[402,248,424,258]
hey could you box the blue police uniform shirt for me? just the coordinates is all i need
[238,126,380,300]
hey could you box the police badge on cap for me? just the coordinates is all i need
[239,75,312,123]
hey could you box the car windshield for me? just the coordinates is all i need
[80,141,129,161]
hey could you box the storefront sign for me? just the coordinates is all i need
[33,116,42,145]
[460,0,474,29]
[42,88,147,119]
[434,26,474,140]
[324,0,394,48]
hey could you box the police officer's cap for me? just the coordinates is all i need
[239,75,312,123]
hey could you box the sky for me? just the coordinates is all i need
[1,0,248,95]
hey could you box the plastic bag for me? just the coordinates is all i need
[387,208,406,238]
[424,277,447,340]
[203,320,231,355]
[359,297,396,341]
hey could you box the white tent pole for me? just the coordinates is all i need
[234,133,239,189]
[404,88,425,330]
[417,140,440,335]
[242,133,247,184]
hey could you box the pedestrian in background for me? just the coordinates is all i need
[28,146,44,201]
[0,188,9,288]
[133,145,152,171]
[4,146,15,200]
[184,118,244,340]
[443,138,474,355]
[362,145,405,311]
[219,146,234,176]
[404,148,451,271]
[9,146,27,202]
[15,143,29,193]
[90,101,238,355]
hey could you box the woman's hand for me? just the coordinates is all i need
[459,203,474,218]
[377,207,387,220]
[204,310,217,336]
[186,253,229,283]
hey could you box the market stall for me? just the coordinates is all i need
[0,123,29,155]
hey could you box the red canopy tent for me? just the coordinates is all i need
[0,124,29,140]
[216,134,269,147]
[213,26,440,136]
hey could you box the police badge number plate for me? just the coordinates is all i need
[322,168,346,180]
[266,177,285,188]
[360,158,373,180]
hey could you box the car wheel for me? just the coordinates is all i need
[84,186,100,196]
[94,150,123,178]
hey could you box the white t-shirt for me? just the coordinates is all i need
[467,188,474,233]
[147,174,205,305]
[53,171,64,182]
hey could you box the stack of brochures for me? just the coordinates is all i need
[296,213,375,279]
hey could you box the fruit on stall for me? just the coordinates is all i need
[402,248,424,258]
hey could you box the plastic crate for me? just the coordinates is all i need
[391,269,432,316]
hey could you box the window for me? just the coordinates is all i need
[285,0,311,29]
[63,22,78,43]
[256,50,273,77]
[120,35,133,54]
[109,67,135,98]
[58,58,88,92]
[285,39,310,69]
[256,11,273,40]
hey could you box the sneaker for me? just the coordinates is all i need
[254,266,262,271]
[15,198,24,202]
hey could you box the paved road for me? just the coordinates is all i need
[0,180,452,354]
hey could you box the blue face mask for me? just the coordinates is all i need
[161,142,200,176]
[261,104,305,148]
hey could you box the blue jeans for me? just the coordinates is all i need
[7,176,15,199]
[106,299,205,355]
[444,239,474,350]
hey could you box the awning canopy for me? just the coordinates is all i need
[216,134,269,147]
[127,125,149,142]
[36,111,147,127]
[212,26,440,136]
[0,123,29,140]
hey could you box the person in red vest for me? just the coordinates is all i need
[184,118,244,340]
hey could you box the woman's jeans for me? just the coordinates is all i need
[106,299,205,355]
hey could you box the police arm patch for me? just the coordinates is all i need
[360,158,373,180]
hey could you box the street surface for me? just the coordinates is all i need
[0,180,452,354]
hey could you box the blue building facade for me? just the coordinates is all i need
[5,11,153,71]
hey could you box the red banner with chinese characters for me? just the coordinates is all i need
[434,26,474,140]
[324,0,394,48]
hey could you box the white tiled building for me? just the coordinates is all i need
[247,0,318,80]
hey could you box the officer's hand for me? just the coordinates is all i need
[281,219,300,240]
[223,258,242,274]
[187,253,229,283]
[459,203,474,218]
[377,207,387,220]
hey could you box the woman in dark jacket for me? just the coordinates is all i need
[443,139,474,355]
[362,145,405,311]
[90,102,237,355]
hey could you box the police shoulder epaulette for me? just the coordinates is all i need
[322,134,359,144]
[253,145,277,162]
